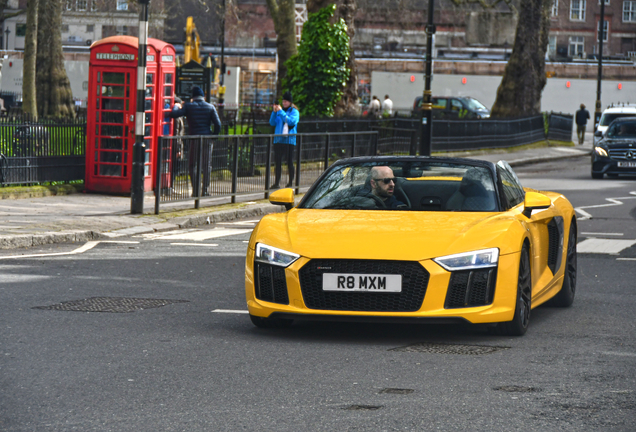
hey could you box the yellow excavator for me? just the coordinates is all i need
[184,16,201,64]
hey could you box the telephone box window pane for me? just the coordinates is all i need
[95,138,98,149]
[97,72,101,83]
[99,165,122,176]
[144,138,151,148]
[101,112,124,123]
[144,165,150,177]
[101,86,125,97]
[145,86,153,98]
[100,138,123,149]
[144,125,152,136]
[100,152,122,163]
[101,125,123,136]
[103,73,125,84]
[164,85,173,97]
[126,73,130,84]
[126,100,129,110]
[165,73,173,84]
[102,98,124,110]
[96,98,100,109]
[145,152,150,163]
[145,113,152,123]
[126,87,130,97]
[144,99,152,111]
[146,74,154,85]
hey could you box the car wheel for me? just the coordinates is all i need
[490,246,531,336]
[548,221,577,307]
[249,314,293,329]
[591,172,603,179]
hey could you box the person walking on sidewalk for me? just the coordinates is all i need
[382,95,393,117]
[269,91,300,189]
[575,103,590,145]
[170,86,221,196]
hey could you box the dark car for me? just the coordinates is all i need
[591,117,636,179]
[412,96,490,119]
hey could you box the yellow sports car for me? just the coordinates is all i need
[245,156,577,336]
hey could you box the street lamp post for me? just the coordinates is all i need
[420,0,435,156]
[131,0,150,214]
[594,0,606,130]
[4,27,10,51]
[218,0,226,116]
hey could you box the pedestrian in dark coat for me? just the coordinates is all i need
[169,86,221,196]
[575,103,590,145]
[269,91,300,188]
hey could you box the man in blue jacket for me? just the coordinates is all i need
[269,91,300,188]
[169,86,221,196]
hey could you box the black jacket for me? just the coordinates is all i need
[575,109,590,126]
[170,96,221,135]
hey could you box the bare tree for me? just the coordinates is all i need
[307,0,358,116]
[23,0,38,118]
[265,0,297,98]
[36,0,75,118]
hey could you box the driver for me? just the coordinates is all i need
[369,166,406,209]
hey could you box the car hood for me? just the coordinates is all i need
[602,138,636,147]
[252,209,521,261]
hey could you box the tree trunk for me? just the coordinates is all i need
[307,0,358,117]
[36,0,75,118]
[22,0,38,119]
[266,0,298,99]
[490,0,551,118]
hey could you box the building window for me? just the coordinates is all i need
[570,0,586,20]
[66,0,73,10]
[61,24,69,33]
[569,36,585,56]
[116,0,127,11]
[77,0,87,11]
[552,0,559,16]
[87,24,94,32]
[548,35,558,56]
[90,0,97,11]
[625,1,636,21]
[16,23,27,37]
[597,20,609,41]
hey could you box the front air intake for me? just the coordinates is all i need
[445,268,497,309]
[254,262,290,305]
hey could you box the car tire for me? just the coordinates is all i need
[249,314,293,329]
[591,172,603,179]
[489,246,531,336]
[548,220,577,307]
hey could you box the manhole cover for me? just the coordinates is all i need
[379,388,415,395]
[32,297,189,313]
[343,405,383,411]
[493,386,541,393]
[390,342,509,355]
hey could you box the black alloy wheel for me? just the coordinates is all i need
[249,314,293,329]
[490,246,532,336]
[549,220,577,307]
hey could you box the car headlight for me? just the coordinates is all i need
[433,248,499,271]
[594,146,608,157]
[255,243,300,267]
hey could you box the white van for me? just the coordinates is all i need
[595,104,636,144]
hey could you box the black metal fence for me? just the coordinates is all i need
[155,131,380,213]
[0,115,86,185]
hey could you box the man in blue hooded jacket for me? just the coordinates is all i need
[269,91,300,188]
[170,86,221,196]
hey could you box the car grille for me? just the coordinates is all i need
[608,144,636,160]
[445,268,497,309]
[255,262,290,305]
[298,259,430,312]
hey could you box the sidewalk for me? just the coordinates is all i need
[0,138,592,250]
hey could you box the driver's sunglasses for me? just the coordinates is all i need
[374,177,396,185]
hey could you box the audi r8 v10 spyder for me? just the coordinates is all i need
[592,117,636,179]
[245,156,577,336]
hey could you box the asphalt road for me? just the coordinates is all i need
[1,156,635,431]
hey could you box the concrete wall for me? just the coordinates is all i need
[465,12,517,46]
[371,71,636,115]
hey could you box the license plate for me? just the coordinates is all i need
[617,162,636,168]
[322,273,402,292]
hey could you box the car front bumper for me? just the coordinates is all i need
[592,153,636,176]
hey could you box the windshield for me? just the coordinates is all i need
[300,161,498,212]
[600,113,636,126]
[462,98,489,112]
[606,121,636,138]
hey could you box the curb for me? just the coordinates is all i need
[507,149,591,167]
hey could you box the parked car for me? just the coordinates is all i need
[247,156,577,336]
[592,117,636,179]
[594,104,636,145]
[412,96,490,119]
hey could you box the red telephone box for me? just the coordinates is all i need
[85,36,176,194]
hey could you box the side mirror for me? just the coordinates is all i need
[522,191,551,218]
[594,130,603,137]
[269,188,295,211]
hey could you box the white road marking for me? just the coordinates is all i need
[153,228,253,241]
[617,258,636,261]
[577,238,636,254]
[217,220,260,226]
[575,191,636,220]
[101,240,140,244]
[212,309,249,314]
[581,232,624,236]
[0,241,100,260]
[170,243,219,247]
